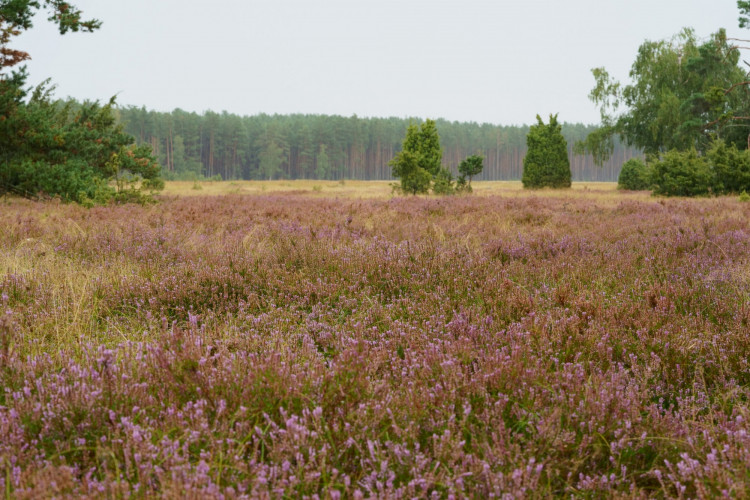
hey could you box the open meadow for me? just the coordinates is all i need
[2,181,750,497]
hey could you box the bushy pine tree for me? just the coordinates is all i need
[0,75,161,204]
[390,120,443,195]
[522,114,571,189]
[458,155,484,186]
[390,147,431,195]
[416,119,442,177]
[0,1,162,204]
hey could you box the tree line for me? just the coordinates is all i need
[117,107,639,182]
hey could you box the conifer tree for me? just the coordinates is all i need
[390,120,444,194]
[522,114,571,189]
[458,154,484,187]
[0,0,161,203]
[1,1,101,71]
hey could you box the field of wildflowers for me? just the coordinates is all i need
[1,185,750,497]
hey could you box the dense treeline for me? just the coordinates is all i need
[118,107,640,182]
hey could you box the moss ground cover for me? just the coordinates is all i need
[1,183,750,497]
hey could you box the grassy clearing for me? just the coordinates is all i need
[160,179,626,200]
[1,186,749,497]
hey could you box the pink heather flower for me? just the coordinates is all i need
[188,312,199,327]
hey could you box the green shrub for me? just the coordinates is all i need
[455,175,472,193]
[650,149,713,197]
[432,167,455,195]
[617,158,651,190]
[642,139,750,197]
[0,76,162,205]
[706,139,750,194]
[391,150,431,195]
[522,114,571,189]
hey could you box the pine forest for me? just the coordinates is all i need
[118,108,640,182]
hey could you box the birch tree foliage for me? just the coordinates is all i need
[577,28,750,164]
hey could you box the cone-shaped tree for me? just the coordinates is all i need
[416,119,443,177]
[390,120,443,194]
[522,114,571,189]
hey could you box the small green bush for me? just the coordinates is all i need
[455,176,472,193]
[707,139,750,194]
[650,149,713,197]
[649,140,750,197]
[432,167,455,195]
[617,158,651,190]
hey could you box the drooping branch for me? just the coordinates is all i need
[0,21,29,69]
[0,1,100,71]
[44,0,101,34]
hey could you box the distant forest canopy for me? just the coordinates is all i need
[117,107,641,182]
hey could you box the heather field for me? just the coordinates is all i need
[2,183,750,498]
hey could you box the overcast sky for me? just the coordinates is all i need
[13,0,746,125]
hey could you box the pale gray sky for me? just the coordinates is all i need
[13,0,745,125]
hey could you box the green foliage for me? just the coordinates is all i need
[458,154,484,186]
[0,1,100,71]
[650,149,713,197]
[390,149,431,195]
[315,144,330,180]
[432,167,455,195]
[522,114,571,189]
[455,175,471,193]
[0,1,160,204]
[648,139,750,197]
[573,123,617,166]
[706,138,750,194]
[739,190,750,202]
[390,120,444,195]
[580,28,750,164]
[117,107,638,182]
[259,140,285,180]
[416,119,442,177]
[617,158,651,190]
[255,125,287,180]
[0,75,161,203]
[0,1,101,35]
[740,0,750,28]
